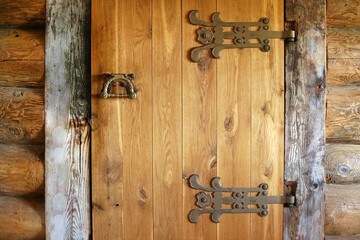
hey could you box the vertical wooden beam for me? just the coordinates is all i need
[153,0,183,239]
[284,0,326,239]
[182,2,217,240]
[45,0,91,239]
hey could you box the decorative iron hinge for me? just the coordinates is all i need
[100,73,137,99]
[189,10,296,62]
[188,175,295,223]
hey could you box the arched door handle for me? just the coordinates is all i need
[100,73,136,99]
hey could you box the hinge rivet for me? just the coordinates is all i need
[260,210,268,216]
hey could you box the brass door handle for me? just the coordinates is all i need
[100,73,136,99]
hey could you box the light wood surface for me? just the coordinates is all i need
[327,28,360,59]
[284,0,326,239]
[326,87,360,144]
[0,196,45,240]
[325,0,360,239]
[327,59,360,86]
[0,87,44,145]
[325,184,360,235]
[327,0,360,28]
[0,0,45,27]
[45,0,91,239]
[250,1,284,239]
[91,0,153,239]
[0,144,44,197]
[153,0,183,239]
[182,1,217,239]
[92,0,285,239]
[326,144,360,184]
[217,0,251,238]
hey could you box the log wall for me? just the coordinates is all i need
[0,1,45,239]
[326,0,360,238]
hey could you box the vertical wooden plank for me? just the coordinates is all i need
[182,1,217,239]
[284,0,326,239]
[251,0,284,240]
[45,0,91,239]
[216,0,252,239]
[91,0,153,239]
[91,1,123,238]
[152,0,183,239]
[250,0,284,239]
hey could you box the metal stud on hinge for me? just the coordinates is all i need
[189,10,296,62]
[188,175,295,223]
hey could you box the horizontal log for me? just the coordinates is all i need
[0,0,45,27]
[327,0,360,27]
[327,28,360,59]
[326,87,360,144]
[0,87,44,144]
[0,196,45,240]
[327,59,360,86]
[325,184,360,235]
[326,235,360,240]
[0,144,44,196]
[325,144,360,183]
[0,61,44,88]
[0,28,44,61]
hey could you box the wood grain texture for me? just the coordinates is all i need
[0,61,44,88]
[250,0,284,238]
[325,184,360,235]
[91,0,153,239]
[326,144,360,184]
[326,235,360,240]
[284,0,326,239]
[0,28,44,61]
[327,59,360,86]
[217,1,251,238]
[327,0,360,28]
[153,0,182,239]
[0,0,45,27]
[0,196,45,240]
[182,1,217,239]
[0,144,44,196]
[45,0,91,239]
[327,28,360,59]
[326,87,360,144]
[0,87,44,144]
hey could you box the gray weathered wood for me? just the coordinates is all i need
[284,0,326,239]
[45,0,91,239]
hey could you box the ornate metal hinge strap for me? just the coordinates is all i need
[100,73,136,99]
[189,10,296,62]
[188,175,295,223]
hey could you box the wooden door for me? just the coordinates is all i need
[91,0,284,239]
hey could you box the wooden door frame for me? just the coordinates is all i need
[44,0,326,239]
